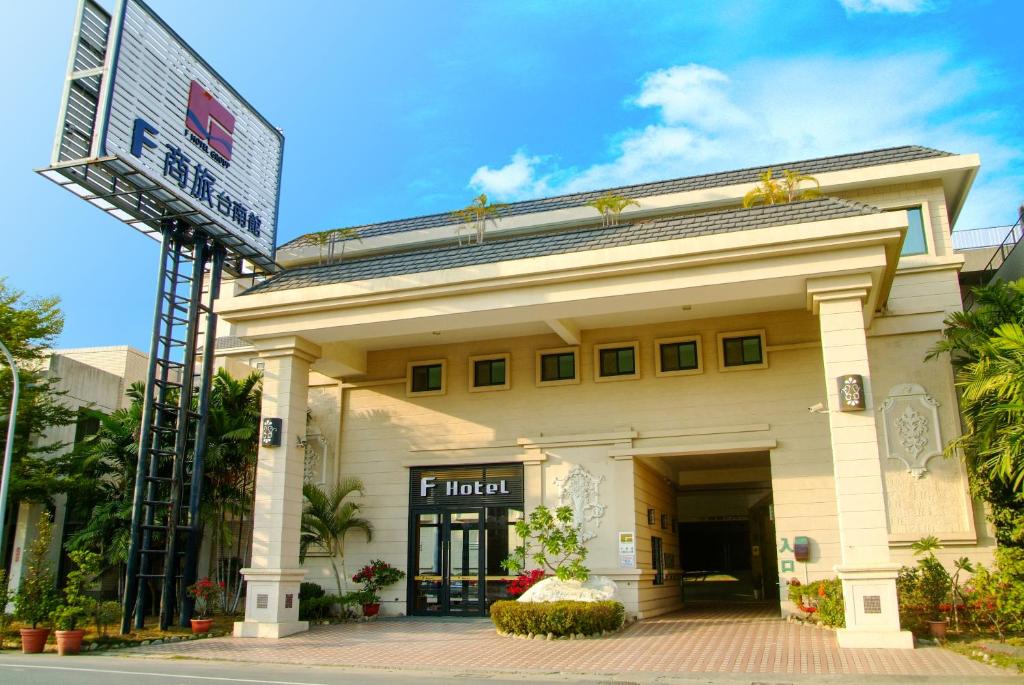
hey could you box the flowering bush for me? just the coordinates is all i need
[352,560,405,604]
[787,578,844,627]
[506,570,545,598]
[187,577,225,619]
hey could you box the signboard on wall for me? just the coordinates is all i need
[40,0,283,272]
[409,464,524,510]
[618,531,636,568]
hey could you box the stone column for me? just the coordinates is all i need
[809,276,913,649]
[234,336,321,639]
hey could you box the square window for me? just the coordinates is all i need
[723,336,762,366]
[594,341,640,382]
[536,346,580,386]
[407,360,446,396]
[599,347,635,376]
[717,331,767,371]
[469,354,510,392]
[655,336,702,377]
[541,352,575,381]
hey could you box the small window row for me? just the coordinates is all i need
[405,330,767,396]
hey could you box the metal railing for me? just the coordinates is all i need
[951,225,1014,250]
[963,212,1024,311]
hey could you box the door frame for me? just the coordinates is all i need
[408,508,486,616]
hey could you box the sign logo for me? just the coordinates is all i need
[185,80,235,162]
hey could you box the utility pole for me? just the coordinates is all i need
[0,339,19,562]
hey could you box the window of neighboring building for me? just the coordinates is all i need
[73,408,103,446]
[655,336,702,377]
[469,353,510,392]
[652,536,665,585]
[407,359,446,396]
[536,346,580,386]
[594,341,640,382]
[887,205,928,256]
[717,330,767,371]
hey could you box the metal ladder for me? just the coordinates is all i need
[121,220,225,632]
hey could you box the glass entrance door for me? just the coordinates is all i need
[411,510,484,615]
[446,511,482,615]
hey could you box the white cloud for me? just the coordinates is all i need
[466,57,1021,228]
[468,150,548,200]
[838,0,935,14]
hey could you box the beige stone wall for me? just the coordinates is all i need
[633,459,682,617]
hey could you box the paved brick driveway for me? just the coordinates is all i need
[132,603,1003,678]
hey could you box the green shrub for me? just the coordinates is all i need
[94,601,121,636]
[300,582,326,601]
[490,600,624,636]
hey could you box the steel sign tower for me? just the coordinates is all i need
[38,0,284,632]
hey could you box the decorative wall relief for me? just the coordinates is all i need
[879,383,942,478]
[554,464,606,541]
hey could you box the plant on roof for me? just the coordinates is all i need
[742,169,820,208]
[586,193,639,227]
[310,228,362,265]
[452,193,506,245]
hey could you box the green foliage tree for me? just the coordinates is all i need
[0,279,77,550]
[50,548,101,631]
[586,193,639,227]
[0,570,13,648]
[927,279,1024,547]
[13,516,58,629]
[452,193,506,245]
[742,169,820,208]
[299,479,373,597]
[502,505,589,582]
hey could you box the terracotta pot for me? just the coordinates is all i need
[362,603,380,617]
[190,618,214,634]
[20,628,50,654]
[928,619,948,639]
[55,629,86,656]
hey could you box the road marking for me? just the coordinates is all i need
[0,663,330,685]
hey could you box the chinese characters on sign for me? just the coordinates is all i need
[778,537,795,573]
[158,140,263,238]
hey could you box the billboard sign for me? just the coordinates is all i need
[43,0,283,270]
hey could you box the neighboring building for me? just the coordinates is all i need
[4,346,147,600]
[215,145,990,649]
[953,205,1024,304]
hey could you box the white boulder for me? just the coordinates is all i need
[517,575,618,603]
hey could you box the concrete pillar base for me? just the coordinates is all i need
[837,627,915,649]
[835,564,912,649]
[236,567,307,639]
[233,619,309,638]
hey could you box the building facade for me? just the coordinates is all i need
[214,145,991,649]
[4,346,148,601]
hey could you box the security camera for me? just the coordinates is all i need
[807,402,826,414]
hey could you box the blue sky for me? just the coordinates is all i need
[1,0,1021,351]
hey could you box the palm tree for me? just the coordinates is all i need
[310,228,362,265]
[586,193,639,227]
[742,169,819,208]
[300,479,373,597]
[452,193,506,245]
[949,322,1024,488]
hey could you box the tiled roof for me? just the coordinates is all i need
[214,336,250,350]
[248,198,880,294]
[280,145,948,247]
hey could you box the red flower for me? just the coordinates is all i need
[817,584,827,597]
[506,569,545,597]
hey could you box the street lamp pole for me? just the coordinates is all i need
[0,339,19,561]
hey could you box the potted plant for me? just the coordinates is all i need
[14,517,59,653]
[50,549,101,656]
[186,577,224,633]
[50,604,87,655]
[352,560,405,617]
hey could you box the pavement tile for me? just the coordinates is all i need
[132,602,1004,677]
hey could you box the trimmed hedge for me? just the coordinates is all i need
[490,600,625,637]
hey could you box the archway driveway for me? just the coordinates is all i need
[132,603,1003,679]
